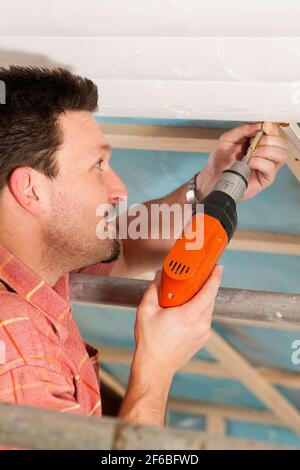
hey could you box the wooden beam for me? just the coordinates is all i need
[99,368,126,398]
[99,366,126,397]
[231,230,300,256]
[102,123,299,164]
[169,398,284,428]
[205,415,227,436]
[70,275,300,331]
[260,367,300,389]
[206,416,226,436]
[0,402,291,450]
[102,122,300,185]
[281,123,300,182]
[101,124,222,153]
[206,329,300,435]
[97,345,300,390]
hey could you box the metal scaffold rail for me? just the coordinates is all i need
[0,402,293,450]
[69,275,300,330]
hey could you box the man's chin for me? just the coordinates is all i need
[101,239,121,263]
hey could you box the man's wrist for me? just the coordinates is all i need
[120,349,172,424]
[131,348,173,390]
[195,165,219,200]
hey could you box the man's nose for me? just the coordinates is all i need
[107,168,128,205]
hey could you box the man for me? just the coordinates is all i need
[0,67,288,427]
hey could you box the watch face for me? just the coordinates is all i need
[186,189,196,204]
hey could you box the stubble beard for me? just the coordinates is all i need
[40,219,121,275]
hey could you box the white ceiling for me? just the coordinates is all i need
[1,0,300,120]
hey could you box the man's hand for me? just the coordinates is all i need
[133,264,223,379]
[197,122,288,200]
[119,265,222,425]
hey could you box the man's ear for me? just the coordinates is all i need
[8,167,44,215]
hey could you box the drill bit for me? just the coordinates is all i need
[243,127,265,163]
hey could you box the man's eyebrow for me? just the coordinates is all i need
[98,143,112,155]
[91,144,112,166]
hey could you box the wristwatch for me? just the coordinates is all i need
[185,173,202,215]
[186,172,202,202]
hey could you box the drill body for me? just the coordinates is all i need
[159,158,251,307]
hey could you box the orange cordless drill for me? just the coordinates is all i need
[159,128,264,307]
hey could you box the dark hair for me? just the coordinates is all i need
[0,66,98,191]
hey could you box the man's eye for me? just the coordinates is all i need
[96,158,104,170]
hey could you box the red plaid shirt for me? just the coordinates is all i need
[0,244,114,432]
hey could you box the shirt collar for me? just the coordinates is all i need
[0,244,71,342]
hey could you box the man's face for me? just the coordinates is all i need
[41,110,127,270]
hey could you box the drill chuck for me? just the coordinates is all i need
[212,159,250,202]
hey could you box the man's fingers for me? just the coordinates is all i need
[220,122,282,148]
[153,269,162,284]
[252,135,288,151]
[140,270,161,309]
[262,121,280,136]
[251,145,288,165]
[249,157,277,183]
[220,123,261,145]
[186,265,223,309]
